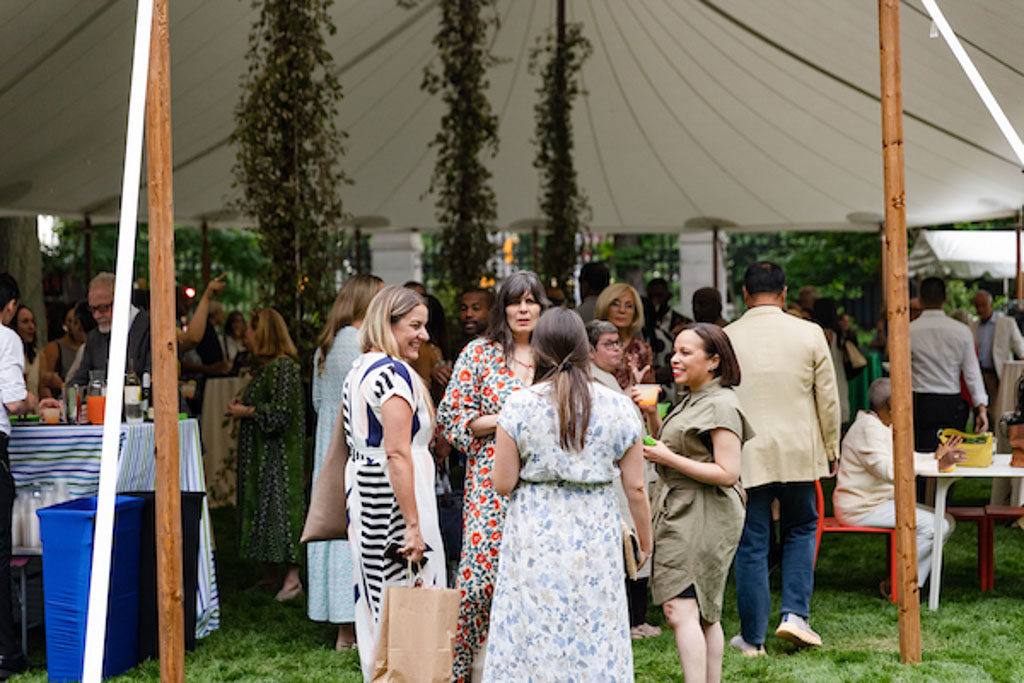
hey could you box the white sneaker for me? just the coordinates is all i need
[775,613,822,647]
[728,634,766,657]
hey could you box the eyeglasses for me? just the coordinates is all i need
[88,302,112,315]
[598,340,623,350]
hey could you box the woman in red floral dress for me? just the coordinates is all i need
[438,271,548,681]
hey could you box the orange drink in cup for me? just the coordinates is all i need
[41,407,61,425]
[635,384,660,407]
[87,395,106,425]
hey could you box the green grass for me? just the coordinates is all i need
[13,478,1024,681]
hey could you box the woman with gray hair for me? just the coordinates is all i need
[833,377,965,596]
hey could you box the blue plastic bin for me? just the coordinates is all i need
[37,495,145,682]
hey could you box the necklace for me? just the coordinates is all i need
[512,356,533,369]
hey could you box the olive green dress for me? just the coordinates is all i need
[236,356,306,564]
[650,378,754,623]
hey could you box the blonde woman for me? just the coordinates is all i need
[226,308,305,601]
[328,285,445,681]
[595,282,655,389]
[308,274,381,650]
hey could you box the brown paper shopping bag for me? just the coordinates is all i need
[372,583,461,682]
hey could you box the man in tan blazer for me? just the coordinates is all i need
[970,289,1024,406]
[724,262,841,655]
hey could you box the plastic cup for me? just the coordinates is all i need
[635,384,660,407]
[41,407,61,425]
[180,382,197,400]
[87,395,106,425]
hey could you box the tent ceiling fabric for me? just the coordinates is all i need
[1,0,1023,233]
[908,229,1023,279]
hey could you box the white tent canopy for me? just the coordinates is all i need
[2,0,1024,233]
[908,229,1023,279]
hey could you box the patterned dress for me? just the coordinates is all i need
[307,327,358,624]
[612,336,655,390]
[437,338,525,681]
[236,356,306,564]
[343,352,446,682]
[483,383,643,682]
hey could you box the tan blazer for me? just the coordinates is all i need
[969,313,1024,380]
[725,305,841,488]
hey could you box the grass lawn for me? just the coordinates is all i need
[13,477,1024,682]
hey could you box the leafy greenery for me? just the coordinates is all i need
[16,479,1024,681]
[529,20,592,293]
[421,0,502,292]
[231,0,350,354]
[41,222,266,310]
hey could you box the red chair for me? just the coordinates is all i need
[946,506,989,590]
[814,480,898,603]
[980,505,1024,591]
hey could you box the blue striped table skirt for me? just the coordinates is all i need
[8,419,220,638]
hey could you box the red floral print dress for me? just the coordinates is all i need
[437,338,525,682]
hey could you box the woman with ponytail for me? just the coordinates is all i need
[483,308,653,681]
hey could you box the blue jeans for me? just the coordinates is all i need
[734,482,818,645]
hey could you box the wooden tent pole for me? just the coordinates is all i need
[879,225,887,317]
[1016,208,1022,301]
[145,0,186,680]
[878,0,921,663]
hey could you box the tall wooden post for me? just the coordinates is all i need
[201,219,211,288]
[84,216,93,285]
[879,225,888,316]
[878,0,922,663]
[145,0,185,680]
[1016,208,1022,301]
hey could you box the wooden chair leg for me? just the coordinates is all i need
[888,532,898,603]
[982,517,995,592]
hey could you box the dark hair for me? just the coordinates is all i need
[682,322,741,387]
[486,271,550,363]
[743,261,785,295]
[646,277,669,292]
[532,308,592,451]
[919,277,946,307]
[424,294,450,360]
[460,287,495,310]
[579,262,610,294]
[0,273,19,312]
[73,300,98,334]
[224,311,245,338]
[11,305,37,363]
[47,301,71,343]
[692,287,723,323]
[812,297,841,334]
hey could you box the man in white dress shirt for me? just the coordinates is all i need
[970,289,1024,407]
[909,277,988,452]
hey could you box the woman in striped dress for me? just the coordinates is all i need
[334,285,445,681]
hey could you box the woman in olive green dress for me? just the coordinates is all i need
[227,308,306,602]
[637,323,754,683]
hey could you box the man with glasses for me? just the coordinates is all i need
[69,272,152,387]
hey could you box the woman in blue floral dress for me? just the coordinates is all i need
[485,308,653,682]
[438,271,549,680]
[308,274,381,649]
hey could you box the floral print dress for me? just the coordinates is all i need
[438,338,525,681]
[483,382,643,682]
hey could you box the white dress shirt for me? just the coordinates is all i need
[910,309,987,406]
[0,325,28,436]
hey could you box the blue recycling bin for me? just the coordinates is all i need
[37,495,145,682]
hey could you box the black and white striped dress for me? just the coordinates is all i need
[342,352,445,681]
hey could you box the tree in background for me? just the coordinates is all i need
[421,0,502,293]
[231,0,349,353]
[530,13,592,295]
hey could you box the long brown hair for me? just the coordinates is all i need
[532,308,592,451]
[249,308,298,363]
[316,274,382,375]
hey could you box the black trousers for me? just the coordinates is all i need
[0,434,18,656]
[626,576,648,627]
[912,392,969,452]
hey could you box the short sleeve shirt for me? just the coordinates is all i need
[498,382,643,484]
[0,325,27,435]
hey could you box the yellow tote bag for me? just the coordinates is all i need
[938,428,993,468]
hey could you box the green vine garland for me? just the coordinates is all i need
[230,0,349,356]
[529,21,593,294]
[421,0,502,292]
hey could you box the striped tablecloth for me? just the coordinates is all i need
[8,419,221,638]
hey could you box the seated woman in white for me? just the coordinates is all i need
[833,377,965,592]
